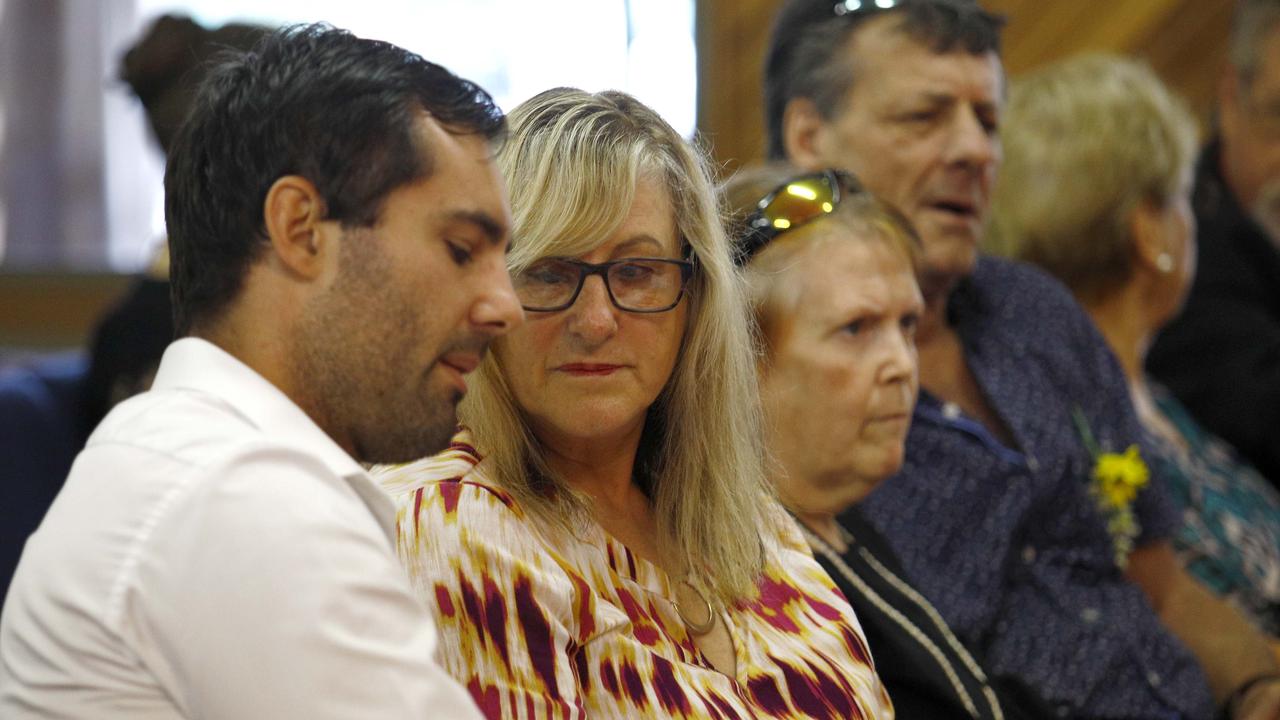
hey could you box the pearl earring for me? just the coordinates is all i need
[1155,253,1174,273]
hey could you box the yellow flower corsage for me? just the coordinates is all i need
[1092,445,1149,510]
[1073,408,1150,568]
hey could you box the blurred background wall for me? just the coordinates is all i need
[0,0,1234,355]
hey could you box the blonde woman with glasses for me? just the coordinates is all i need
[373,88,893,719]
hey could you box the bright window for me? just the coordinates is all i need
[114,0,697,270]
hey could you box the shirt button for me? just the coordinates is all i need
[1022,545,1037,564]
[1027,456,1040,471]
[942,402,962,420]
[1147,671,1162,687]
[1055,704,1071,717]
[1080,607,1100,623]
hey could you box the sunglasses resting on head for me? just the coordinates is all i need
[734,169,862,266]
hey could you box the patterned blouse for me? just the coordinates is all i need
[1147,383,1280,635]
[373,432,894,719]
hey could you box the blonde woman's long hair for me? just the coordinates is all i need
[460,88,772,604]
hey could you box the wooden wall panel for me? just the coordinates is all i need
[697,0,1234,173]
[0,273,132,352]
[696,0,779,175]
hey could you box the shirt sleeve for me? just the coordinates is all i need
[121,444,483,720]
[394,479,588,719]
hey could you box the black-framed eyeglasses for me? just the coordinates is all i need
[514,256,695,313]
[734,169,860,266]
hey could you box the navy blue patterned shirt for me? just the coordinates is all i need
[855,257,1214,719]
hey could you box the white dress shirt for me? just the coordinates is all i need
[0,338,482,719]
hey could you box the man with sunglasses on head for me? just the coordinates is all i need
[766,1,1280,718]
[0,25,523,719]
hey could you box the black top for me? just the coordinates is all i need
[1148,139,1280,487]
[806,508,1051,720]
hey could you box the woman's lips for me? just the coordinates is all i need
[557,363,624,376]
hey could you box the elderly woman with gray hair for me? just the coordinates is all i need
[723,164,1056,720]
[988,53,1280,645]
[373,88,893,719]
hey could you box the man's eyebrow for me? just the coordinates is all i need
[449,210,507,247]
[918,92,955,106]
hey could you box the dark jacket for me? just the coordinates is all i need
[809,508,1051,720]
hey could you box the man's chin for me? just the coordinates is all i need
[354,412,459,465]
[921,236,979,280]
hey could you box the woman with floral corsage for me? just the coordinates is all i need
[372,89,893,719]
[989,53,1280,637]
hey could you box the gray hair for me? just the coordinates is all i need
[988,54,1198,303]
[1231,0,1280,82]
[722,163,922,353]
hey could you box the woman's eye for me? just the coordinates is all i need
[844,319,866,335]
[524,263,575,285]
[614,263,655,281]
[531,270,568,284]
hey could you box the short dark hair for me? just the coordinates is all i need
[164,24,505,335]
[764,0,1005,160]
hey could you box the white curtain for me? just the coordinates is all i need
[0,0,156,271]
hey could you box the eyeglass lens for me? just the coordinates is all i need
[515,258,687,311]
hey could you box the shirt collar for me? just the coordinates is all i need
[150,337,367,481]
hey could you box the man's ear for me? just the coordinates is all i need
[781,97,827,171]
[262,175,331,280]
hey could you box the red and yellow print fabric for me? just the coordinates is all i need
[374,432,894,719]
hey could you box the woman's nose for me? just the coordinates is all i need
[566,275,619,343]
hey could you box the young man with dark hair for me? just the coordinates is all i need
[766,1,1280,718]
[0,24,522,718]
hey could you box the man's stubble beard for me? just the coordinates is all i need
[293,231,461,465]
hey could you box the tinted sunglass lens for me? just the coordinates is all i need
[762,176,838,230]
